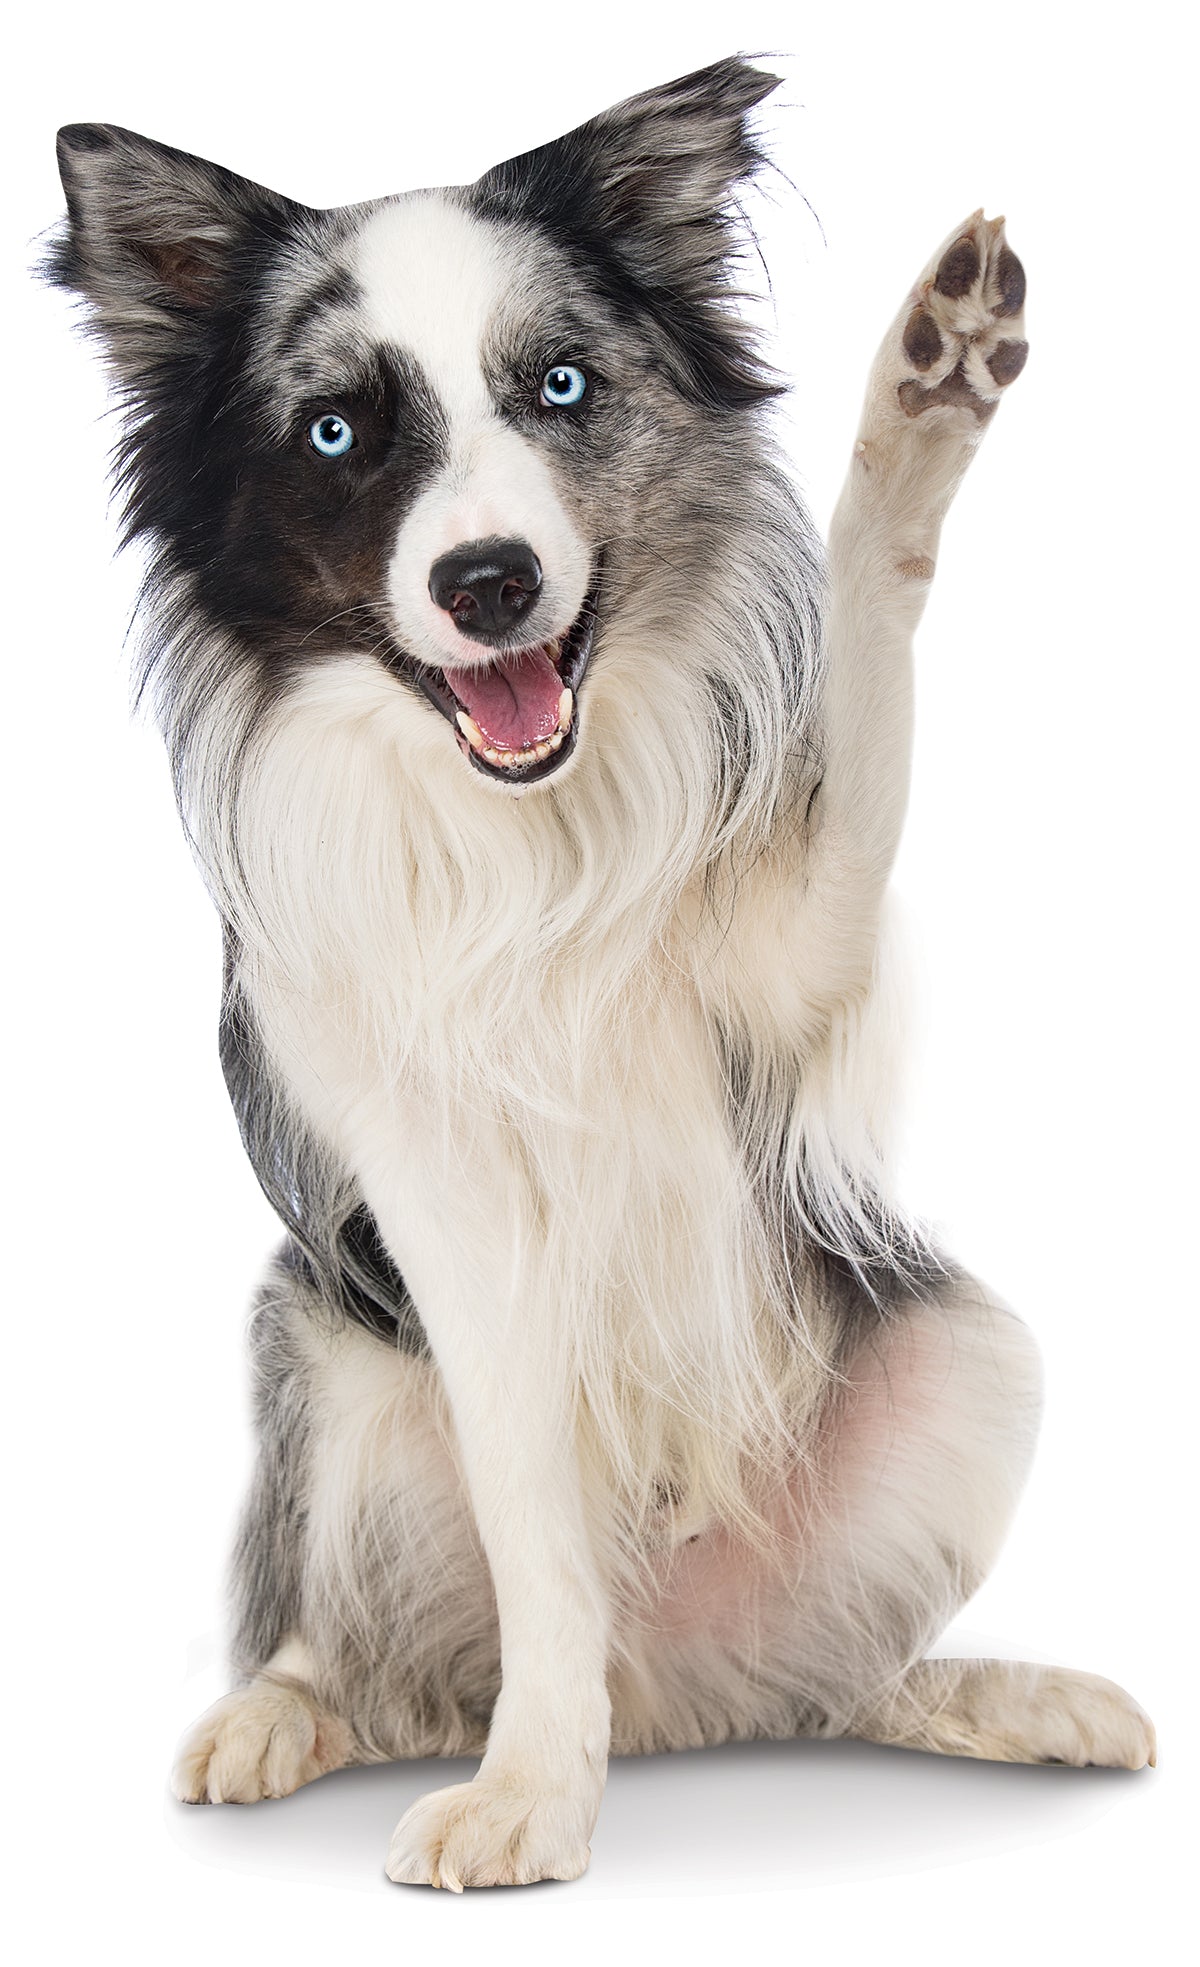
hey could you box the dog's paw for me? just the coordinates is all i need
[896,212,1027,425]
[922,1662,1157,1770]
[385,1775,595,1890]
[171,1679,355,1804]
[1005,1666,1157,1770]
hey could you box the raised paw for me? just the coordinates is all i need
[171,1678,355,1804]
[897,211,1028,424]
[386,1775,595,1890]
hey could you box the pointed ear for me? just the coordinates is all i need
[47,123,307,374]
[472,57,785,406]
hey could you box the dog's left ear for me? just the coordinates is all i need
[46,123,308,384]
[474,57,785,409]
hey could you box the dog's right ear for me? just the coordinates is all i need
[47,123,306,379]
[473,57,786,409]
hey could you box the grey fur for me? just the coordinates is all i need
[230,1259,317,1674]
[49,62,1154,1880]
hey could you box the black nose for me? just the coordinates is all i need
[428,537,543,640]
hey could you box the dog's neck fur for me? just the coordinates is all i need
[161,503,843,1539]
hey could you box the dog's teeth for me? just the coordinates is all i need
[558,688,573,732]
[482,733,563,770]
[456,710,485,751]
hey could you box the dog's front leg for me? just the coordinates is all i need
[816,212,1028,928]
[363,1143,610,1890]
[702,214,1028,1042]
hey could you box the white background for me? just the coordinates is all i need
[4,2,1194,1960]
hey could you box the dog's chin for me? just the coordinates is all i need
[391,583,600,793]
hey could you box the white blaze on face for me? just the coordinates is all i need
[351,194,591,671]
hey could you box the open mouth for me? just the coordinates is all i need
[410,581,599,787]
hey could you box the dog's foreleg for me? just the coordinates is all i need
[364,1146,610,1890]
[817,212,1028,924]
[704,215,1028,1044]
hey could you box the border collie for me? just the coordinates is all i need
[48,58,1153,1889]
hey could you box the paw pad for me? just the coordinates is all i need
[896,213,1027,424]
[986,338,1029,387]
[933,235,981,299]
[899,365,998,424]
[902,307,944,372]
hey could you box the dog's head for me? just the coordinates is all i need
[49,60,789,796]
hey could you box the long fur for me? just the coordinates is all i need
[48,58,1154,1888]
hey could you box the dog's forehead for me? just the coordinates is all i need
[257,192,533,423]
[352,194,516,400]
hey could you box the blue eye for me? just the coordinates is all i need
[540,365,587,409]
[308,413,355,457]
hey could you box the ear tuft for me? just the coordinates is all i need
[132,240,226,307]
[58,122,119,160]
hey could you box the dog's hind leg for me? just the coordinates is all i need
[171,1645,358,1804]
[172,1251,498,1805]
[172,1259,362,1804]
[801,1279,1154,1774]
[850,1657,1156,1769]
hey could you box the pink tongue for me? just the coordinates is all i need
[443,646,562,751]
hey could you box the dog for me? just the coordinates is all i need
[48,57,1154,1889]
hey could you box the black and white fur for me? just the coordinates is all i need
[49,59,1153,1889]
